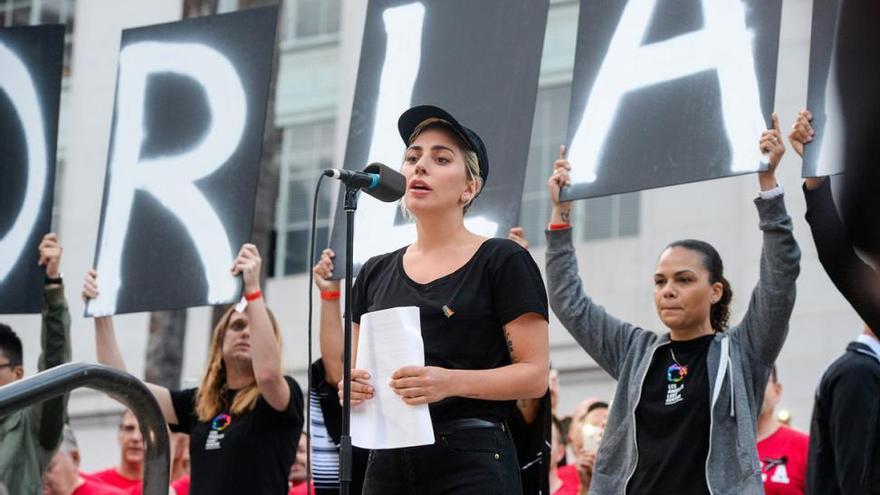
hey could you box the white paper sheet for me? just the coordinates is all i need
[350,306,435,449]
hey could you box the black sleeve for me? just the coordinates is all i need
[350,258,375,325]
[805,179,880,334]
[262,376,305,427]
[827,359,880,493]
[169,388,198,433]
[492,248,549,325]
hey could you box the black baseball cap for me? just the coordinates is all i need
[398,105,489,187]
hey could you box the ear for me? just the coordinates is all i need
[71,449,81,467]
[710,281,724,304]
[13,366,23,380]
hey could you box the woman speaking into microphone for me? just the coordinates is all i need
[342,105,550,494]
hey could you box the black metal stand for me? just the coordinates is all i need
[339,185,359,495]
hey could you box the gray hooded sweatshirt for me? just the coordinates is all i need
[545,194,800,495]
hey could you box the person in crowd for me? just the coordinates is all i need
[88,411,144,490]
[559,401,607,494]
[170,434,190,483]
[43,426,126,495]
[550,416,578,495]
[507,226,553,495]
[89,411,191,495]
[545,113,801,494]
[82,243,304,495]
[288,432,313,495]
[343,105,550,494]
[310,249,371,494]
[0,233,71,495]
[564,398,600,462]
[756,365,809,494]
[789,110,880,494]
[790,110,880,337]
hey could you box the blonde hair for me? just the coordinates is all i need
[400,118,483,219]
[194,305,283,422]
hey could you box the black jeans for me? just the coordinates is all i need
[362,422,522,495]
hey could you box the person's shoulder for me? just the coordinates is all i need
[482,237,527,256]
[358,246,407,278]
[829,344,880,377]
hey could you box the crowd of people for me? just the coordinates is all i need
[0,105,876,494]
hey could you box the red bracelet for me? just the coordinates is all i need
[548,223,571,230]
[244,289,262,302]
[321,290,341,301]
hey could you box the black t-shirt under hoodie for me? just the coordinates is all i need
[351,238,549,424]
[627,334,714,495]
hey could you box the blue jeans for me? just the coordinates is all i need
[362,422,522,494]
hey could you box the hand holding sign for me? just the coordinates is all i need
[312,248,340,292]
[758,113,785,191]
[788,110,815,159]
[231,244,262,294]
[548,145,573,227]
[37,233,62,280]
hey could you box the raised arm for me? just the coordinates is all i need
[82,270,178,425]
[790,110,880,334]
[736,114,801,364]
[231,244,290,412]
[313,248,344,387]
[30,233,71,451]
[544,145,643,379]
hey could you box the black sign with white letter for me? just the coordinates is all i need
[328,0,549,277]
[0,25,64,314]
[86,7,278,316]
[562,0,782,200]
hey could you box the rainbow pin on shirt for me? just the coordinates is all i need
[442,305,455,318]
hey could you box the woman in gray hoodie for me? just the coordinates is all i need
[544,114,800,495]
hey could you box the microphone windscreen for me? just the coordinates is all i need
[363,163,406,202]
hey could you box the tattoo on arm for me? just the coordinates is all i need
[505,329,515,357]
[560,209,571,224]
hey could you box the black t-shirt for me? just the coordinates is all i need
[351,238,548,423]
[627,334,714,495]
[170,376,304,495]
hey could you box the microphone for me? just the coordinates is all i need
[322,163,406,202]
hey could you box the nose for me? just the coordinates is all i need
[413,156,428,175]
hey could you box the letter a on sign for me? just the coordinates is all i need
[562,0,782,201]
[87,7,278,316]
[0,26,64,315]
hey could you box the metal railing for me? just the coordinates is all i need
[0,363,170,494]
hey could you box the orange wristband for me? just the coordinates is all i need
[548,223,571,230]
[244,289,262,302]
[321,290,341,301]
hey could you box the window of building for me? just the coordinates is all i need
[1,0,76,74]
[274,121,336,276]
[282,0,340,43]
[520,84,641,248]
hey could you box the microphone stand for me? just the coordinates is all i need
[339,184,358,495]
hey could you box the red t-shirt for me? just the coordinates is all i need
[757,425,810,495]
[87,468,141,490]
[553,464,581,495]
[123,475,190,495]
[288,481,314,495]
[73,476,127,495]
